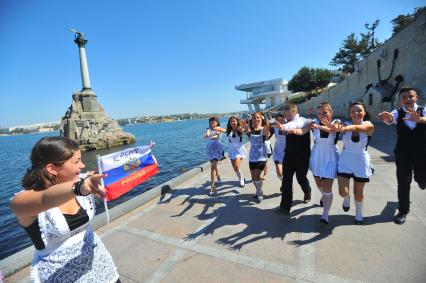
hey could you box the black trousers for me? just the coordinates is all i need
[280,154,311,211]
[395,151,426,214]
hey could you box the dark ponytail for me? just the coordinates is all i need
[22,136,80,191]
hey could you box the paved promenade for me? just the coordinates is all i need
[6,123,426,282]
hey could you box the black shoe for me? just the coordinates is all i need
[342,205,350,212]
[394,212,407,225]
[320,218,328,224]
[303,193,311,204]
[320,199,323,207]
[354,219,364,225]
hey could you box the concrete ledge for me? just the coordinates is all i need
[0,161,211,277]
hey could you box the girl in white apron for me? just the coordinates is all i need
[325,101,374,224]
[226,116,247,187]
[310,102,340,224]
[270,113,287,181]
[204,116,226,195]
[241,112,270,201]
[10,136,119,283]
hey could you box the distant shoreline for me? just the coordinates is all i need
[0,114,245,136]
[117,112,245,126]
[2,112,246,136]
[0,129,57,137]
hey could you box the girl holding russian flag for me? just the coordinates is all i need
[204,116,226,195]
[10,137,120,283]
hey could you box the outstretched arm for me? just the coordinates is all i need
[316,117,339,133]
[403,108,426,124]
[378,111,394,124]
[262,125,270,138]
[240,120,251,135]
[318,117,341,133]
[287,122,312,135]
[204,128,211,139]
[11,174,106,225]
[282,117,311,131]
[214,127,227,132]
[343,121,374,136]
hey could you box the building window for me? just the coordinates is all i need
[368,93,373,106]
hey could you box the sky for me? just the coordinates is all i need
[0,0,424,127]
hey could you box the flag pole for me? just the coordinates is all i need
[97,155,110,224]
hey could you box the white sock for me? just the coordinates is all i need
[278,175,283,182]
[322,192,333,220]
[258,180,263,200]
[343,195,350,208]
[254,180,263,196]
[236,171,244,184]
[355,200,363,221]
[253,181,260,195]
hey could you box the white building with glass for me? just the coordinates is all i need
[235,78,292,113]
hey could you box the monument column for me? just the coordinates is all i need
[74,35,92,90]
[72,31,97,111]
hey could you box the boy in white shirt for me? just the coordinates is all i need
[275,103,312,214]
[378,87,426,224]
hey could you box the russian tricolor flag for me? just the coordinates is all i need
[97,145,159,201]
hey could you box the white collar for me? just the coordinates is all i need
[402,103,418,112]
[287,114,300,122]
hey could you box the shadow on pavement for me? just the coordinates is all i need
[175,187,398,250]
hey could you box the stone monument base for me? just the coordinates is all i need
[60,90,136,150]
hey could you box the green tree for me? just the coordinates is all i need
[288,67,313,92]
[391,7,423,35]
[330,31,381,74]
[288,67,332,92]
[311,68,333,89]
[391,14,415,34]
[329,33,361,74]
[359,32,380,56]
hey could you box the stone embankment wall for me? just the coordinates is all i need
[297,9,426,121]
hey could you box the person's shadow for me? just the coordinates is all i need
[180,190,397,250]
[182,193,303,243]
[158,179,246,221]
[287,201,398,246]
[158,179,240,205]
